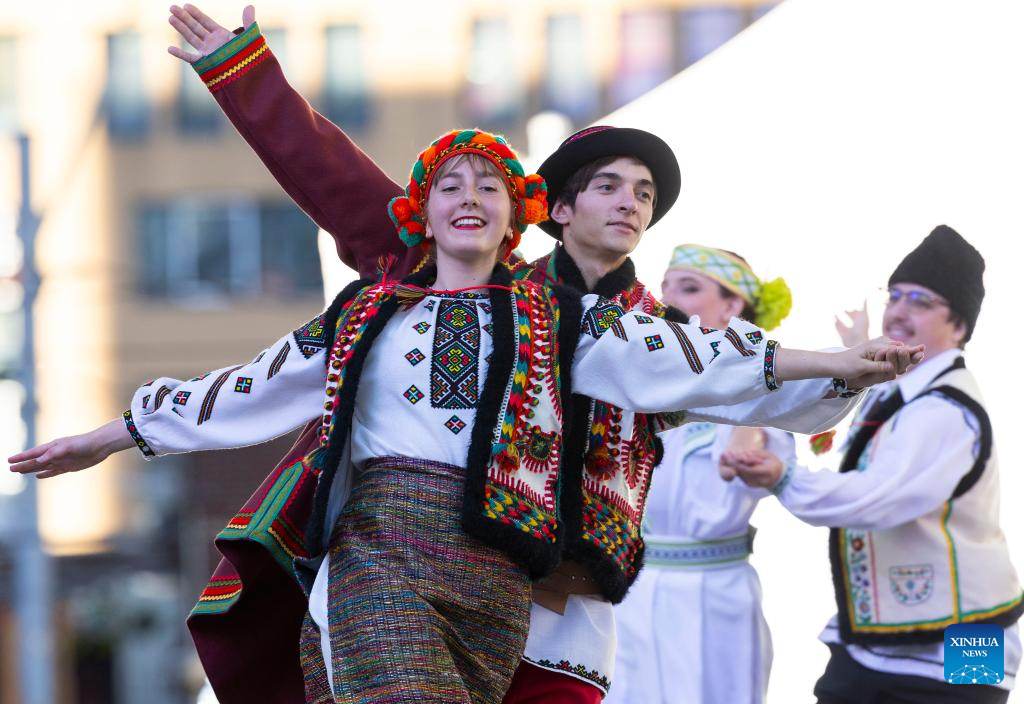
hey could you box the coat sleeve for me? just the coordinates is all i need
[771,395,978,530]
[123,314,330,457]
[190,23,416,279]
[571,296,780,414]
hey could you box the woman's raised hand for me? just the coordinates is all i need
[7,420,134,479]
[167,4,256,64]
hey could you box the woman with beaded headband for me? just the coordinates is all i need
[11,129,922,704]
[608,243,795,704]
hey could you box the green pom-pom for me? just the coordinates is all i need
[755,277,792,331]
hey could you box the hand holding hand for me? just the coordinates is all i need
[838,337,924,389]
[835,301,869,347]
[720,449,784,489]
[7,420,133,479]
[168,4,256,63]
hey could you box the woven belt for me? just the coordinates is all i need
[644,527,755,568]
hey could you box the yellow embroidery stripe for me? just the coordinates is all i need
[198,588,242,602]
[204,45,269,88]
[940,501,962,621]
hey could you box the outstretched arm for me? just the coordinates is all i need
[9,313,331,478]
[167,4,413,279]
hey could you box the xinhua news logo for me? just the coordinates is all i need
[944,624,1004,685]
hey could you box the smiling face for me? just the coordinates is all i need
[882,282,966,361]
[424,155,514,266]
[550,157,656,261]
[661,268,745,329]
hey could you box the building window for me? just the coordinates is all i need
[105,32,150,139]
[323,24,370,129]
[464,17,523,126]
[139,199,321,301]
[177,39,222,135]
[542,15,598,124]
[0,37,16,134]
[610,10,674,109]
[679,7,744,68]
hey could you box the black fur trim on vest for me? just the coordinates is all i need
[552,243,637,299]
[305,268,434,556]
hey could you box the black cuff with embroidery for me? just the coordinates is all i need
[122,410,155,458]
[763,340,781,391]
[831,377,863,399]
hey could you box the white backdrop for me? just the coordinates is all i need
[320,1,1024,698]
[593,0,1023,700]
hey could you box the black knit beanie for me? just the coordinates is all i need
[888,225,985,341]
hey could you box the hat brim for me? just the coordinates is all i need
[536,127,681,239]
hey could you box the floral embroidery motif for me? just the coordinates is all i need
[644,334,664,351]
[293,315,329,359]
[405,348,426,366]
[444,415,467,434]
[889,565,934,606]
[846,529,875,625]
[528,658,610,692]
[234,377,253,394]
[430,300,480,408]
[403,385,425,404]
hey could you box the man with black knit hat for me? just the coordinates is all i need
[724,225,1023,702]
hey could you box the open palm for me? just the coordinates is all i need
[168,4,256,64]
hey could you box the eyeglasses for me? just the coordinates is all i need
[882,287,950,312]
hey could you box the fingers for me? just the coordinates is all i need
[167,45,202,63]
[168,12,204,48]
[242,5,256,28]
[184,3,223,33]
[176,4,210,38]
[7,441,53,464]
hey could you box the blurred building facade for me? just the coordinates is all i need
[0,0,775,701]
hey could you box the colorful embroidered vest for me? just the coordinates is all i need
[305,266,582,579]
[830,359,1024,645]
[515,245,683,602]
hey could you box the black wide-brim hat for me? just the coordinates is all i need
[536,126,682,239]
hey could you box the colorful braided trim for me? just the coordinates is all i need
[524,657,610,693]
[192,23,270,93]
[190,576,243,617]
[763,339,780,391]
[122,409,154,457]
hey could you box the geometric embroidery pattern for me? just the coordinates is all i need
[198,366,243,425]
[582,299,628,340]
[634,314,653,324]
[293,315,329,359]
[445,415,467,434]
[404,385,424,404]
[267,341,291,379]
[724,327,757,357]
[405,348,426,366]
[142,394,151,409]
[644,335,664,351]
[234,377,253,394]
[665,321,704,374]
[173,390,191,405]
[154,386,172,410]
[430,300,480,409]
[414,322,431,335]
[746,330,764,345]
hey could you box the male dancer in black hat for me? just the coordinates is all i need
[724,226,1023,703]
[167,6,899,701]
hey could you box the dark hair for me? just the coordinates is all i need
[555,155,658,210]
[948,308,970,348]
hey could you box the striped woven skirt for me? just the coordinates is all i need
[301,455,531,704]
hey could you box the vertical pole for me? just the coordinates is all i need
[14,133,55,704]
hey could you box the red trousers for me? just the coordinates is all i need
[503,661,603,704]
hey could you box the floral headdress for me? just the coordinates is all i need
[667,244,792,331]
[387,129,549,252]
